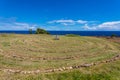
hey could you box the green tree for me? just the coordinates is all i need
[35,28,49,34]
[29,29,33,34]
[111,34,117,38]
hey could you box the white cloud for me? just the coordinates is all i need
[0,22,36,30]
[48,19,88,26]
[1,17,120,31]
[98,21,120,30]
[48,20,74,23]
[83,24,97,30]
[83,21,120,31]
[77,20,88,24]
[0,17,37,30]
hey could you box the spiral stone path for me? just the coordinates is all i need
[1,54,120,74]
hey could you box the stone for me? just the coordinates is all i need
[0,49,3,52]
[58,68,63,71]
[81,64,92,67]
[62,67,66,70]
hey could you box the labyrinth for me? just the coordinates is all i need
[0,34,120,80]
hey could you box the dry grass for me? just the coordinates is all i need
[0,34,120,80]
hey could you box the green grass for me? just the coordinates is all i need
[65,34,80,37]
[0,34,120,80]
[1,60,120,80]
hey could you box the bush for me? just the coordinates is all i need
[111,34,117,38]
[65,34,80,37]
[29,29,33,34]
[35,28,49,34]
[0,34,8,37]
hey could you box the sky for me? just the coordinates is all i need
[0,0,120,31]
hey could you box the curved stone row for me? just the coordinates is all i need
[1,54,120,74]
[1,52,80,61]
[11,55,77,60]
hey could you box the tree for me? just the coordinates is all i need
[35,28,49,34]
[111,34,117,38]
[29,29,33,34]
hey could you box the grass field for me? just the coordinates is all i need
[0,34,120,80]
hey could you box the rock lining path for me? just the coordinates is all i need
[0,54,120,74]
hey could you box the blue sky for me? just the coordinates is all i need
[0,0,120,31]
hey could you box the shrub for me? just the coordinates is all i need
[0,34,8,37]
[29,29,33,34]
[111,34,117,38]
[35,28,49,34]
[65,34,80,37]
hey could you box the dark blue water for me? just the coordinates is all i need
[49,31,120,36]
[0,31,120,36]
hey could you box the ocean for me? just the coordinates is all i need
[0,31,120,36]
